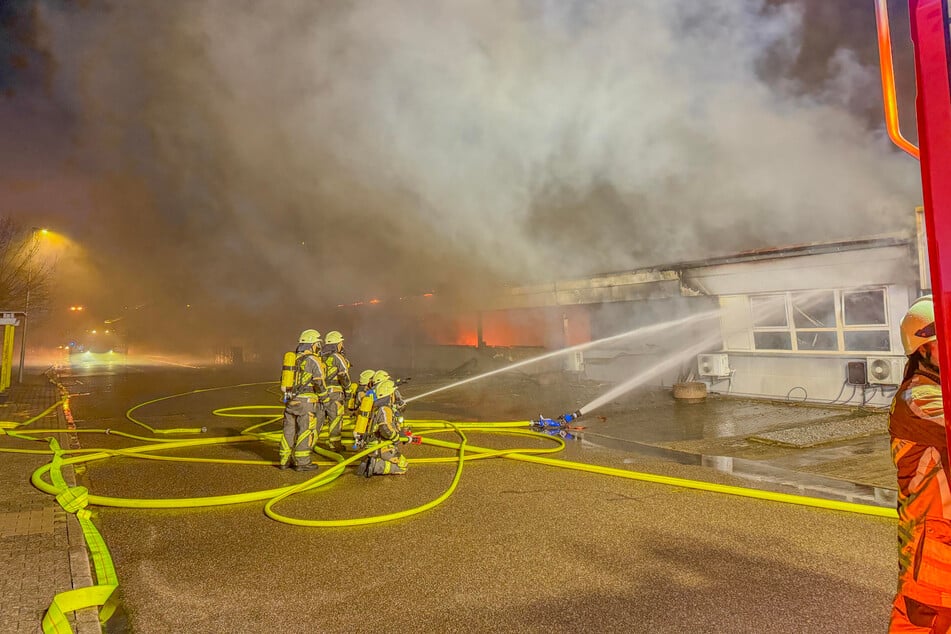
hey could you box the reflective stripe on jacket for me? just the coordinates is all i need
[321,350,351,393]
[370,397,399,441]
[294,352,327,398]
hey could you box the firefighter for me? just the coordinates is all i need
[349,369,375,413]
[319,330,352,450]
[889,295,951,632]
[355,370,391,429]
[352,370,387,450]
[369,369,406,414]
[371,369,390,388]
[357,379,409,476]
[280,329,327,472]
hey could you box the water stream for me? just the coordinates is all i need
[405,309,722,403]
[579,332,724,414]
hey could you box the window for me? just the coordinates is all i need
[792,292,835,328]
[751,295,787,328]
[841,288,889,352]
[791,292,837,351]
[843,331,890,352]
[796,331,838,351]
[842,290,887,326]
[739,287,891,353]
[753,331,792,350]
[750,294,791,350]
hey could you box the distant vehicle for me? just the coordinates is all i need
[68,328,127,355]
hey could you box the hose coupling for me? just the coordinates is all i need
[559,410,583,425]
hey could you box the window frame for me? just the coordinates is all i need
[750,293,793,351]
[790,291,840,352]
[740,287,891,354]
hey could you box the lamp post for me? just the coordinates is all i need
[17,227,45,383]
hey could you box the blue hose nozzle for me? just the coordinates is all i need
[531,410,582,434]
[560,410,582,425]
[531,415,560,429]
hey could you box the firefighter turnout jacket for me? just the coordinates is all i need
[293,351,328,400]
[889,357,951,628]
[321,347,352,398]
[366,395,408,475]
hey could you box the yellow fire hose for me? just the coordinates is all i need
[0,380,897,633]
[0,398,66,429]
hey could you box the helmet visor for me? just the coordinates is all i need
[915,322,936,339]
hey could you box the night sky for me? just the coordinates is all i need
[0,0,923,351]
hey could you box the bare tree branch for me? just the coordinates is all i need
[0,218,56,316]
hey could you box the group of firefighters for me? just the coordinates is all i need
[279,328,410,476]
[274,300,951,628]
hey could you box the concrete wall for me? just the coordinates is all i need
[583,350,681,387]
[702,352,901,407]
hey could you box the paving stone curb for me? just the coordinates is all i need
[52,372,103,634]
[0,374,101,634]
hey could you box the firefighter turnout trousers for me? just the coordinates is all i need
[321,392,346,448]
[281,396,318,467]
[359,444,408,476]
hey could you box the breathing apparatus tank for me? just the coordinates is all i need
[280,351,298,395]
[351,390,376,448]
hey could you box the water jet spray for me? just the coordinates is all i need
[406,310,721,403]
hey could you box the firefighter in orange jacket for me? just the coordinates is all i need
[889,295,951,632]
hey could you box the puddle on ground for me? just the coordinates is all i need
[580,433,897,509]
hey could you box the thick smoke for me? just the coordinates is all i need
[9,0,923,349]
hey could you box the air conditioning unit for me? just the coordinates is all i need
[866,356,907,385]
[698,353,730,377]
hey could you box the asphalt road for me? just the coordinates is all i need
[60,364,896,633]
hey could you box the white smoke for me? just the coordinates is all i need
[35,0,919,307]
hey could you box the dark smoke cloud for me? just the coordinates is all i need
[0,0,922,351]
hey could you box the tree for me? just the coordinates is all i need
[0,218,54,318]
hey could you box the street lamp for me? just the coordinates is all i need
[17,227,47,383]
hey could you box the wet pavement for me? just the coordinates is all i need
[11,361,900,632]
[0,375,100,634]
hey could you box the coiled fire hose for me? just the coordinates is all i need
[0,380,897,633]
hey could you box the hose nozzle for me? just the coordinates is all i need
[529,414,578,440]
[559,410,582,425]
[531,415,559,429]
